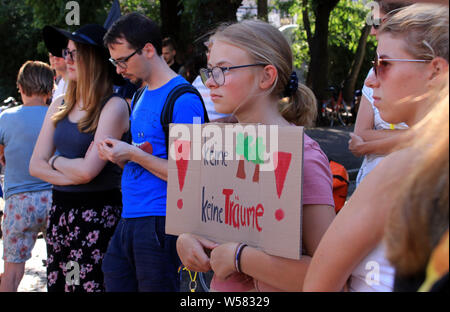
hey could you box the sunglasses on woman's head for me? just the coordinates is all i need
[372,53,431,79]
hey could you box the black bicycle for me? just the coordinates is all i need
[321,85,353,127]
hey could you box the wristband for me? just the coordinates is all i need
[50,155,60,170]
[234,243,247,274]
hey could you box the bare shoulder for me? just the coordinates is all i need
[375,147,415,178]
[48,94,65,114]
[102,96,130,118]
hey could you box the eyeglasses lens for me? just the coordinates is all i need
[212,67,224,86]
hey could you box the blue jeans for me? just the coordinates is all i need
[102,216,181,292]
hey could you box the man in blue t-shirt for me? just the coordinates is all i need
[98,13,206,292]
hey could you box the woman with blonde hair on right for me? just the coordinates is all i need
[303,3,448,292]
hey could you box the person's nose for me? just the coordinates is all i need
[116,65,125,75]
[65,57,73,65]
[365,69,379,89]
[205,75,218,89]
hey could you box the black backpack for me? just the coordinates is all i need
[130,83,210,156]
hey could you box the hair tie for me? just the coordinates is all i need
[283,71,299,97]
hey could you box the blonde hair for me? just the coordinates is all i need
[382,3,449,280]
[51,42,114,133]
[380,3,449,62]
[211,20,317,127]
[381,6,449,279]
[384,83,449,278]
[16,61,54,97]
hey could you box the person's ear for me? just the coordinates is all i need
[428,57,449,81]
[259,65,277,91]
[142,43,156,59]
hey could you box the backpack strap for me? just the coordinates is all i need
[160,83,210,155]
[131,86,146,112]
[333,174,349,185]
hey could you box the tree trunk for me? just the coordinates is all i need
[257,0,268,21]
[302,0,313,48]
[343,24,371,103]
[305,0,340,123]
[160,0,183,44]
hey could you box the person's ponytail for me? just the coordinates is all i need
[279,83,317,127]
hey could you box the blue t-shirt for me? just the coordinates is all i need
[122,75,205,218]
[0,105,51,199]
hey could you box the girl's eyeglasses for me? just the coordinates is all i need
[373,53,431,78]
[200,63,266,87]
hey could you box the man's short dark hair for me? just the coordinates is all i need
[104,12,162,55]
[162,37,177,51]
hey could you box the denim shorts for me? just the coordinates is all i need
[2,190,51,263]
[102,216,181,292]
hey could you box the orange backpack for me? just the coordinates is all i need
[330,160,349,214]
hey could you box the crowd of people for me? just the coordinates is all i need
[0,0,448,293]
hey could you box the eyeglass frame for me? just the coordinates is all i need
[372,53,431,78]
[62,48,77,62]
[109,47,142,69]
[199,63,267,87]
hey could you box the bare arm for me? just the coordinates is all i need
[129,147,168,181]
[210,204,336,291]
[350,95,409,157]
[97,138,168,181]
[51,97,130,184]
[303,149,411,291]
[354,94,405,141]
[29,97,80,185]
[349,130,413,157]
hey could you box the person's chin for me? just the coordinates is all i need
[68,73,77,81]
[379,111,396,125]
[214,102,231,115]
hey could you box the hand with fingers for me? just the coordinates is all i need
[176,233,219,273]
[210,242,241,280]
[348,132,365,157]
[97,137,134,168]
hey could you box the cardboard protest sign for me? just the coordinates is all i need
[166,123,304,260]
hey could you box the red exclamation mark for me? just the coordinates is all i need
[174,140,191,210]
[273,151,292,221]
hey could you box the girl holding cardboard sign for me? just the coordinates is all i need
[176,20,336,291]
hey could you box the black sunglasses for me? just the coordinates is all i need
[62,48,77,62]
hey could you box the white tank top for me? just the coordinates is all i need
[356,69,408,186]
[348,243,395,292]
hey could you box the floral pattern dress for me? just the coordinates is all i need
[46,196,121,292]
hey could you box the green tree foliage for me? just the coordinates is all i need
[0,0,44,100]
[0,0,113,100]
[120,0,160,21]
[327,0,376,89]
[277,0,376,94]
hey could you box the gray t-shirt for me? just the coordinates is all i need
[0,105,51,199]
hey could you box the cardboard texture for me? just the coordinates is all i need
[166,123,304,260]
